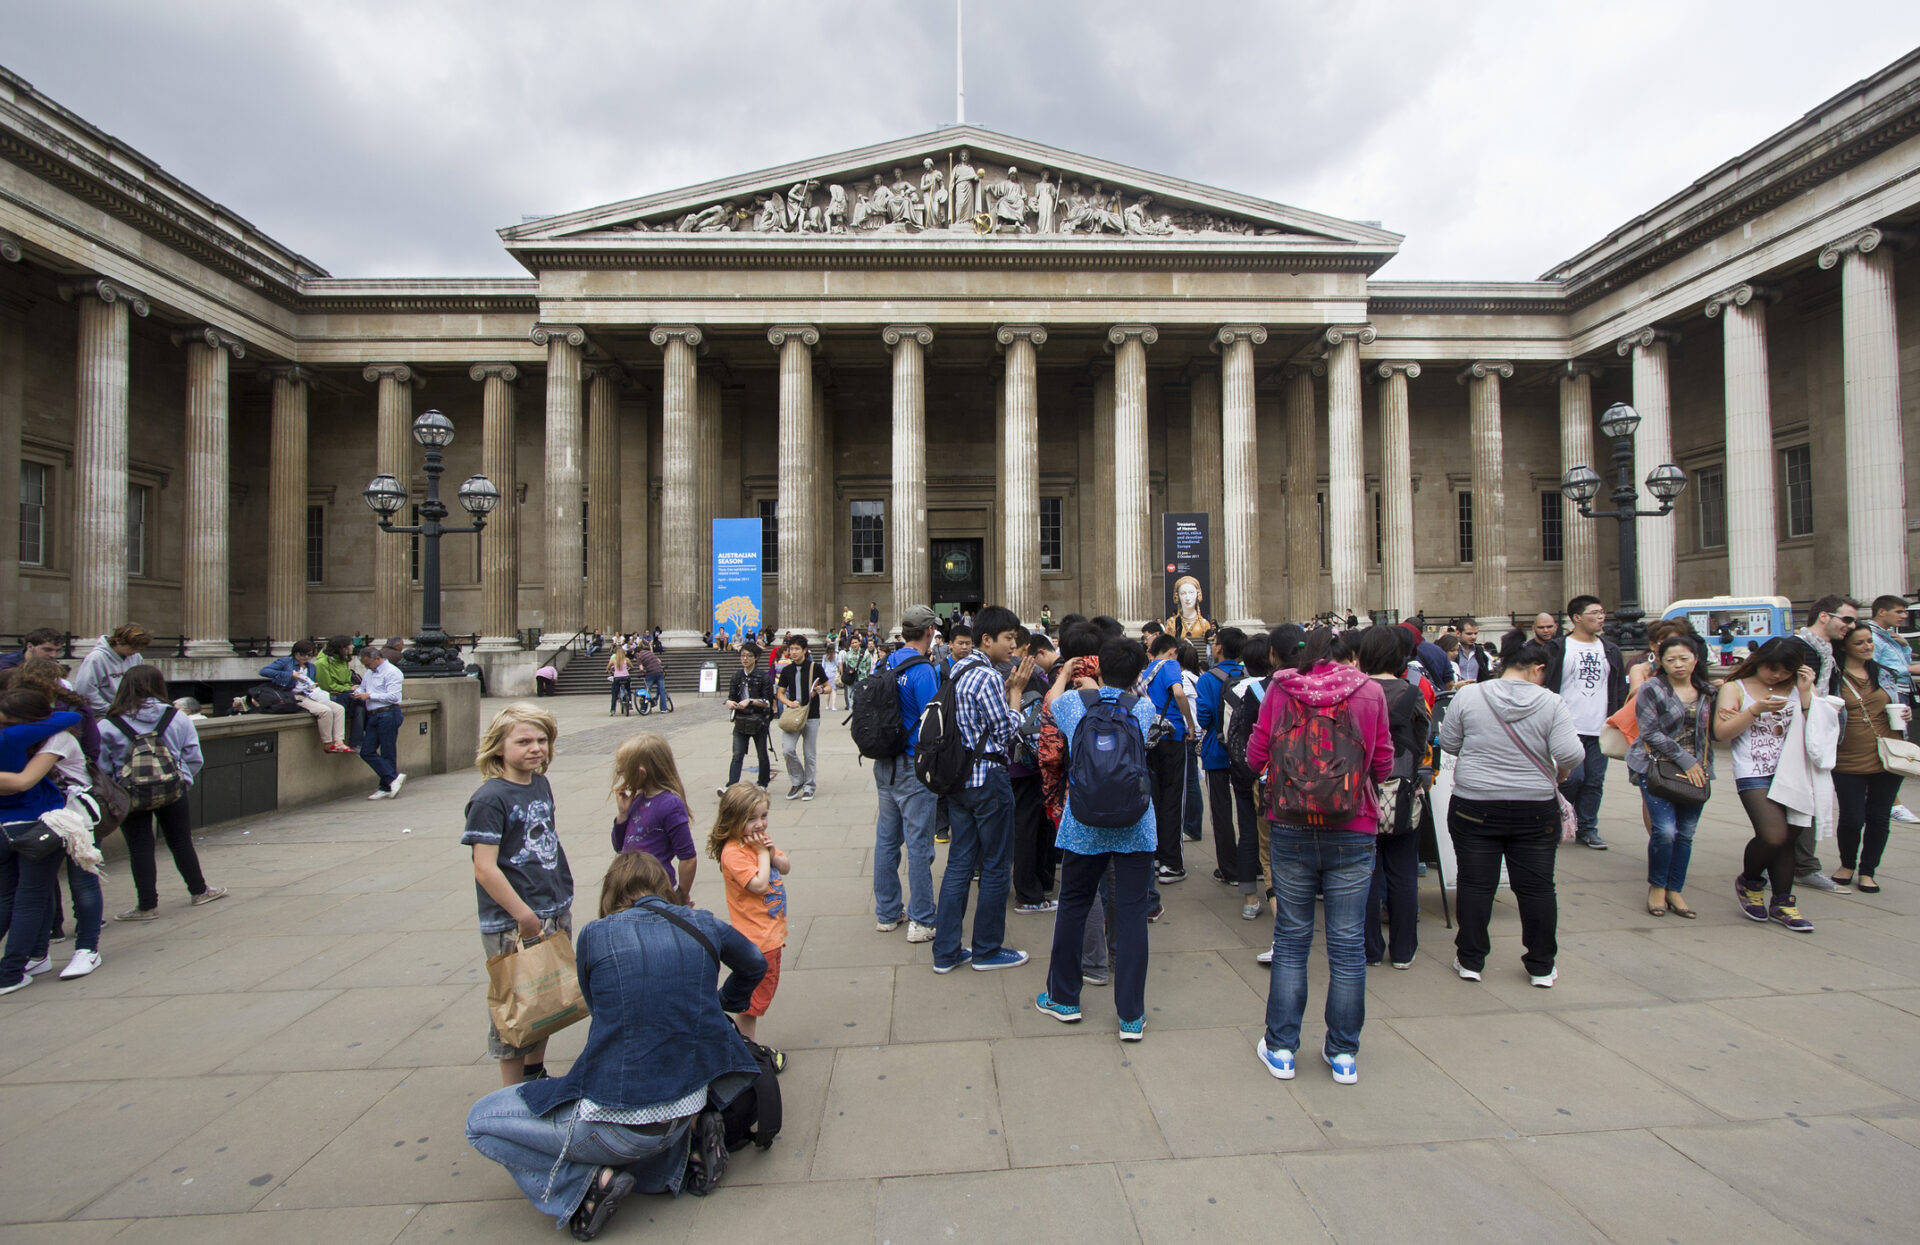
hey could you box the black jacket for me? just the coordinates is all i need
[728,668,774,731]
[1544,635,1628,718]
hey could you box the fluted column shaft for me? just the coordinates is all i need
[1110,325,1156,626]
[886,326,931,627]
[1000,326,1045,623]
[1463,362,1512,621]
[65,282,143,636]
[1620,332,1677,613]
[652,327,701,642]
[1558,370,1599,600]
[1284,365,1320,624]
[1189,368,1223,547]
[267,368,310,650]
[471,364,519,648]
[770,326,819,636]
[1375,362,1418,619]
[1821,230,1908,596]
[585,366,623,634]
[534,330,584,640]
[178,331,241,656]
[363,365,417,640]
[1092,364,1116,616]
[697,374,723,629]
[1708,288,1778,597]
[813,374,833,628]
[1218,326,1265,629]
[1324,328,1369,616]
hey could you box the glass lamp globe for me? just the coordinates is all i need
[411,409,455,448]
[1646,462,1688,502]
[458,474,501,515]
[362,473,406,516]
[1560,465,1603,506]
[1598,402,1641,440]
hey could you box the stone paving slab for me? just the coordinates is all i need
[3,692,1917,1241]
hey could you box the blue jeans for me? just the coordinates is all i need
[646,672,667,707]
[359,706,400,790]
[933,766,1014,963]
[873,756,937,926]
[1558,735,1607,836]
[0,848,59,985]
[1046,850,1153,1020]
[331,690,365,747]
[1182,745,1204,838]
[1642,785,1702,890]
[465,1086,693,1226]
[38,858,103,956]
[1265,822,1375,1057]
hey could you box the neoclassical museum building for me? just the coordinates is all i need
[3,50,1919,666]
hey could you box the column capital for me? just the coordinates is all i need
[766,324,819,348]
[170,325,246,358]
[1817,224,1914,269]
[1703,283,1783,317]
[468,362,520,384]
[1371,360,1421,380]
[649,324,704,349]
[1322,323,1374,347]
[1614,326,1679,355]
[1281,360,1326,380]
[883,323,935,348]
[57,276,149,317]
[261,364,316,387]
[529,323,586,348]
[1562,360,1606,380]
[362,362,424,388]
[995,324,1047,349]
[1107,323,1158,347]
[585,361,633,387]
[0,230,20,263]
[1456,360,1514,384]
[1216,324,1268,348]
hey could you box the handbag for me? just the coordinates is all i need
[0,817,65,862]
[1599,688,1640,760]
[484,928,589,1050]
[1492,714,1579,841]
[1841,674,1920,779]
[777,662,813,733]
[1644,697,1711,805]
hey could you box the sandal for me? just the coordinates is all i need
[1857,876,1881,894]
[1647,888,1667,918]
[1665,893,1697,919]
[570,1167,636,1242]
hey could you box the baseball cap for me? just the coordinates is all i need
[902,605,938,629]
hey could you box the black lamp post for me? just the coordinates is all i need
[1560,401,1688,651]
[362,409,500,676]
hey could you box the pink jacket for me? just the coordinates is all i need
[1246,661,1396,834]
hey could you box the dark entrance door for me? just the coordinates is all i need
[931,538,984,612]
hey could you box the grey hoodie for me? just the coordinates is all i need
[1438,678,1585,802]
[75,634,143,714]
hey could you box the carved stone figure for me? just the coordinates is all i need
[787,180,821,232]
[1085,182,1124,233]
[682,201,734,232]
[867,174,894,229]
[1060,181,1091,233]
[991,167,1028,232]
[920,158,947,228]
[826,184,848,233]
[1124,195,1174,236]
[889,166,917,226]
[1033,170,1058,234]
[754,192,789,232]
[949,149,978,230]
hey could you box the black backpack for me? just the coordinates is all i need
[913,671,974,796]
[1066,690,1152,827]
[245,683,301,715]
[847,656,928,760]
[1224,677,1265,790]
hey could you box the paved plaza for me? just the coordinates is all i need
[5,695,1920,1243]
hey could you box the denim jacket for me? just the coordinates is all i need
[521,896,766,1117]
[258,655,317,691]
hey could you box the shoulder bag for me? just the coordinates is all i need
[777,662,811,734]
[1841,673,1920,778]
[1644,692,1711,806]
[1491,713,1579,841]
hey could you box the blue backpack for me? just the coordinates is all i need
[1066,690,1152,828]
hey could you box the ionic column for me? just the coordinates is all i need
[698,373,723,629]
[1217,325,1266,629]
[998,325,1046,623]
[1324,325,1373,617]
[530,326,585,642]
[1091,361,1116,615]
[813,372,834,628]
[585,363,625,636]
[1616,328,1678,613]
[59,278,148,637]
[1819,227,1909,597]
[1373,360,1419,620]
[469,364,520,650]
[173,327,245,656]
[769,325,820,637]
[265,366,312,652]
[1108,325,1157,628]
[649,325,702,643]
[1283,362,1323,624]
[1460,360,1514,625]
[884,325,932,627]
[362,363,421,640]
[1189,361,1223,547]
[1706,284,1782,598]
[1558,365,1600,601]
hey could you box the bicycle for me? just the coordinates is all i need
[633,680,655,716]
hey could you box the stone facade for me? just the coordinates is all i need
[4,53,1920,653]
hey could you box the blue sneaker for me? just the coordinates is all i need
[1118,1016,1145,1042]
[1034,992,1081,1023]
[932,948,974,974]
[1256,1039,1295,1080]
[970,948,1030,972]
[1324,1049,1358,1085]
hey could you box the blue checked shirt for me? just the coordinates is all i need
[950,652,1023,789]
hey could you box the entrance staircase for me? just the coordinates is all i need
[549,645,718,698]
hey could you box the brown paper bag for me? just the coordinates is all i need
[486,930,588,1050]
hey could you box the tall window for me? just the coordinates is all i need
[1782,444,1813,538]
[1540,490,1564,563]
[19,462,47,567]
[306,505,325,584]
[1039,497,1062,571]
[1456,492,1474,564]
[1694,467,1726,550]
[1371,491,1383,566]
[850,500,884,574]
[1316,491,1328,569]
[127,484,150,578]
[758,498,778,574]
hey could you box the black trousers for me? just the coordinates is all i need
[1365,828,1421,965]
[1206,767,1259,885]
[1010,772,1055,905]
[1148,737,1185,873]
[1447,795,1558,976]
[1834,769,1903,875]
[728,728,770,786]
[122,798,208,911]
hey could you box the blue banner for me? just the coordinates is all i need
[711,518,763,644]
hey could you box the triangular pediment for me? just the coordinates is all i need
[501,126,1400,251]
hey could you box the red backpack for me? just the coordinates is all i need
[1265,693,1370,826]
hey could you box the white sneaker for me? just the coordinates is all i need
[1530,968,1558,988]
[906,921,936,944]
[1452,957,1482,981]
[388,773,407,798]
[876,917,902,933]
[22,956,51,977]
[59,950,101,979]
[0,974,30,997]
[368,788,390,800]
[1893,804,1920,824]
[1256,947,1273,965]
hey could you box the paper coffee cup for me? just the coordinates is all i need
[1888,704,1913,730]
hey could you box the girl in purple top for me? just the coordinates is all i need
[611,733,697,903]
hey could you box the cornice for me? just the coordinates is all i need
[504,244,1388,275]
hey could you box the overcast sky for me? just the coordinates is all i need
[9,2,1920,280]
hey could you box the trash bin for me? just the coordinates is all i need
[187,731,278,828]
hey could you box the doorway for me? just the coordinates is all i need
[931,538,984,614]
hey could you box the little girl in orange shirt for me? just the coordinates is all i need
[708,783,792,1061]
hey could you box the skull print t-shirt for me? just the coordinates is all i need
[462,774,574,933]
